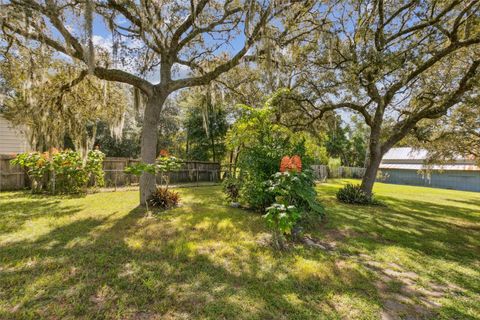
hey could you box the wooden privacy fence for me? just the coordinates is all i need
[0,155,221,191]
[311,165,366,181]
[102,158,221,188]
[0,154,26,191]
[1,154,365,191]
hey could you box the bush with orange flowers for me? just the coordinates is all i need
[279,155,302,173]
[11,149,105,194]
[264,155,323,249]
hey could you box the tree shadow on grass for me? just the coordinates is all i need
[1,184,477,319]
[0,193,84,235]
[444,197,480,209]
[313,185,480,319]
[0,201,382,319]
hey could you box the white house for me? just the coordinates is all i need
[0,114,31,154]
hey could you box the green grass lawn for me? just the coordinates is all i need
[0,181,479,319]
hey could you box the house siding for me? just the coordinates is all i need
[0,115,30,154]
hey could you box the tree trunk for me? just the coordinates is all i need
[360,140,383,197]
[228,150,234,176]
[140,92,167,205]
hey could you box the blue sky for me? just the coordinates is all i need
[89,13,249,83]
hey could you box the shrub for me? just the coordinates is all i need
[49,150,89,194]
[267,169,323,216]
[124,153,182,188]
[224,97,324,249]
[85,149,106,188]
[227,107,310,211]
[264,156,324,249]
[336,183,378,205]
[11,149,105,194]
[148,187,180,209]
[264,203,301,249]
[222,176,242,202]
[10,152,51,192]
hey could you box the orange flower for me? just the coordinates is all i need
[159,149,169,157]
[50,147,60,155]
[280,156,292,172]
[280,155,302,173]
[291,155,302,172]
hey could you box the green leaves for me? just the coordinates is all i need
[267,170,323,217]
[336,183,379,205]
[264,203,300,235]
[264,169,323,250]
[124,163,156,176]
[10,149,106,194]
[124,155,183,188]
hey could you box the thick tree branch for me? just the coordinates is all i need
[169,6,271,91]
[384,0,463,44]
[385,35,480,104]
[94,67,154,96]
[382,59,480,152]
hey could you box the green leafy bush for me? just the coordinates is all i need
[11,149,105,194]
[224,96,325,249]
[49,150,89,193]
[124,153,182,188]
[267,170,323,216]
[226,102,310,211]
[265,167,323,249]
[264,203,301,249]
[10,152,51,192]
[336,183,378,205]
[148,187,180,209]
[85,149,106,188]
[222,176,242,202]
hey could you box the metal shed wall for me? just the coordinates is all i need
[379,169,480,192]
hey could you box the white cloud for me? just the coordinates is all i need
[92,35,113,52]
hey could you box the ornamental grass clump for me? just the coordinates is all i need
[222,176,242,204]
[148,187,180,210]
[336,183,380,205]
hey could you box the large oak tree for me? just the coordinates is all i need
[277,0,480,196]
[0,0,316,203]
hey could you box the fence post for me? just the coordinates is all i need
[114,169,118,191]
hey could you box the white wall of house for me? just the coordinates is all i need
[0,115,31,154]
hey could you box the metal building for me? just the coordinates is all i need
[379,147,480,192]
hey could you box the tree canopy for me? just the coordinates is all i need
[1,47,127,155]
[1,0,479,200]
[269,0,480,195]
